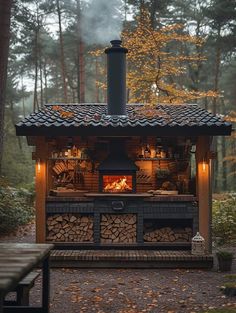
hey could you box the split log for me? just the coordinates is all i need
[100,214,137,244]
[144,226,192,243]
[46,214,93,242]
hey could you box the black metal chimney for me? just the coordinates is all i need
[105,40,128,116]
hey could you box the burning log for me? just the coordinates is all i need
[46,214,93,242]
[100,214,137,243]
[104,176,132,193]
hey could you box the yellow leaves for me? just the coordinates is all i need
[225,111,236,122]
[90,48,104,57]
[131,105,171,120]
[92,295,103,302]
[60,111,74,118]
[91,287,101,293]
[121,9,216,105]
[52,105,74,119]
[89,8,215,106]
[52,105,61,111]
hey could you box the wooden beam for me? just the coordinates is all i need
[35,137,48,243]
[196,136,212,252]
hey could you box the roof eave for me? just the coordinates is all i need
[15,124,232,138]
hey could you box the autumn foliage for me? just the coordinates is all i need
[91,11,217,106]
[122,11,217,105]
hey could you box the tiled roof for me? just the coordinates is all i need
[15,103,232,136]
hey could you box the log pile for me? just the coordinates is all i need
[100,214,137,244]
[144,227,192,242]
[46,214,93,242]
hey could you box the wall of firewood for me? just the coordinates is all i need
[46,213,193,244]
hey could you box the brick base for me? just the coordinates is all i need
[50,249,213,268]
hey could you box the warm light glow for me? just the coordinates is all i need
[37,159,41,174]
[202,160,207,172]
[103,175,132,193]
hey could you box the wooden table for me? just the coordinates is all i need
[0,243,54,313]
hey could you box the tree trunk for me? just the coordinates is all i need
[0,0,12,174]
[43,62,48,103]
[79,40,85,102]
[77,0,85,103]
[56,0,68,103]
[212,27,222,192]
[150,0,157,29]
[95,57,99,103]
[33,29,39,112]
[214,137,219,192]
[221,99,227,190]
[124,0,128,22]
[21,77,26,117]
[231,137,236,189]
[39,46,44,108]
[212,26,221,115]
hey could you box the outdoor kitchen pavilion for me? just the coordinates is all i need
[15,40,232,254]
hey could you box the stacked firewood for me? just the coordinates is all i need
[100,214,137,244]
[46,214,93,242]
[143,227,192,242]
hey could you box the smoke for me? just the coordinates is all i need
[81,0,123,45]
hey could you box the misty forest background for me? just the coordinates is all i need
[1,0,236,192]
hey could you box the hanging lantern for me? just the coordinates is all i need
[191,232,205,255]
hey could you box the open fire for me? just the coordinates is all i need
[103,175,132,193]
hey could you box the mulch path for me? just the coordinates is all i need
[1,222,236,313]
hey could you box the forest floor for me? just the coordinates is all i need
[1,222,236,313]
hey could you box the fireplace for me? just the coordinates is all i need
[100,172,135,193]
[98,139,138,193]
[102,175,133,193]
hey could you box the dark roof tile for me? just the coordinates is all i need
[16,103,231,135]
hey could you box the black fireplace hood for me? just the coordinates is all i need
[98,140,138,172]
[98,154,138,171]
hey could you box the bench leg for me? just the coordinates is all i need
[16,287,30,306]
[0,292,4,313]
[42,256,50,313]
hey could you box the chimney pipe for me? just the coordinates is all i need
[105,40,128,116]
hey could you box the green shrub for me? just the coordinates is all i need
[216,250,234,260]
[0,180,35,234]
[212,193,236,245]
[224,274,236,280]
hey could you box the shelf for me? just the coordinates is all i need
[136,158,187,161]
[49,157,89,160]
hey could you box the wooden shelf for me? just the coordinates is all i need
[136,158,187,161]
[49,157,89,160]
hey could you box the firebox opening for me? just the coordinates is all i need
[103,175,133,193]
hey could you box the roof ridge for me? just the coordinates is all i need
[44,103,199,107]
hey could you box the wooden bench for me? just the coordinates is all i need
[4,271,40,306]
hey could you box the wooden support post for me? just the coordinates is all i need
[196,136,212,252]
[35,137,48,243]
